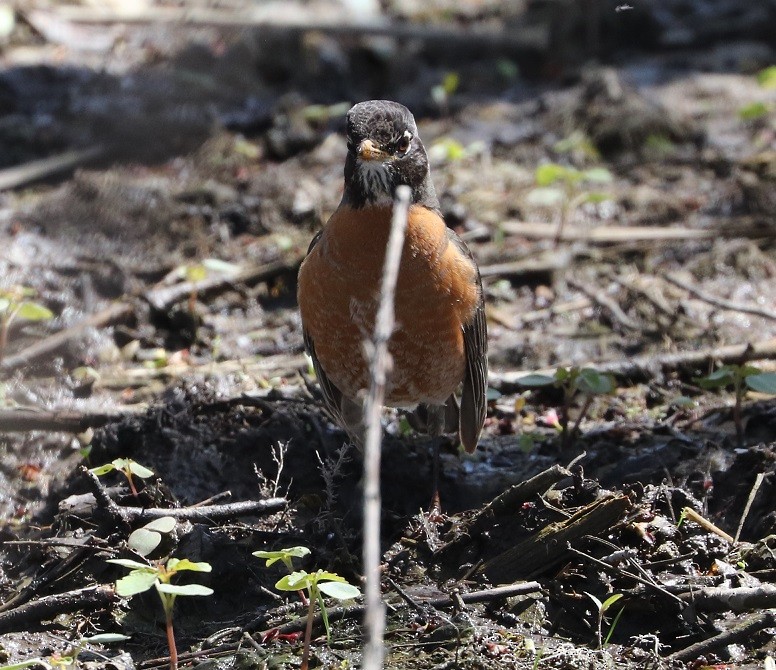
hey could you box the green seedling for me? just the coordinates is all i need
[275,570,360,670]
[738,66,776,123]
[107,557,213,670]
[90,458,154,498]
[128,516,177,557]
[0,286,54,364]
[696,364,776,446]
[526,162,612,245]
[519,367,615,449]
[253,545,311,572]
[0,633,130,670]
[431,71,460,111]
[254,545,312,604]
[585,592,624,648]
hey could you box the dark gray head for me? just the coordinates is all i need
[341,100,439,210]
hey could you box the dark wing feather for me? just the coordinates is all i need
[447,229,488,452]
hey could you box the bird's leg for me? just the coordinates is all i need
[424,404,447,517]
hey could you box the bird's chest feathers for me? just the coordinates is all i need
[319,204,477,326]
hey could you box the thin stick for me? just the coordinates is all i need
[0,407,142,433]
[362,185,410,670]
[735,472,765,543]
[682,507,735,544]
[0,146,104,191]
[500,220,767,243]
[0,301,134,373]
[666,273,776,322]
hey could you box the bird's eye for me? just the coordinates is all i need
[396,131,412,154]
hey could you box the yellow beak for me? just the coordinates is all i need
[357,139,388,161]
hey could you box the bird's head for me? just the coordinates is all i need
[342,100,438,209]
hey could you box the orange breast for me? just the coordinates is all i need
[298,204,479,407]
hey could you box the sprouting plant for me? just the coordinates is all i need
[0,633,130,670]
[738,66,776,125]
[128,516,177,557]
[585,592,624,648]
[253,545,311,573]
[696,364,776,447]
[526,163,612,245]
[253,545,311,604]
[274,570,360,670]
[90,458,154,498]
[431,71,460,111]
[519,367,615,449]
[107,557,213,670]
[0,286,54,363]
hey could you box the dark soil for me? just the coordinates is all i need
[1,1,776,669]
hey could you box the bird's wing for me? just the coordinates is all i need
[448,229,488,452]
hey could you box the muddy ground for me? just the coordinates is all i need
[1,1,776,668]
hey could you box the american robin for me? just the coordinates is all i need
[298,99,487,458]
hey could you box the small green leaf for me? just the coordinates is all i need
[312,571,348,584]
[496,59,519,80]
[579,191,610,204]
[167,558,212,573]
[276,571,311,591]
[671,395,695,409]
[745,372,776,395]
[756,65,776,89]
[526,187,565,206]
[535,163,568,186]
[90,463,117,476]
[600,593,623,613]
[128,528,162,557]
[575,369,615,395]
[442,71,460,96]
[156,583,214,597]
[81,633,131,643]
[106,558,153,570]
[585,591,603,610]
[253,546,310,567]
[185,264,208,282]
[318,581,361,600]
[696,367,734,389]
[127,461,155,479]
[516,373,556,388]
[581,167,613,183]
[15,302,55,321]
[202,258,241,275]
[486,387,502,402]
[115,570,159,596]
[739,101,770,121]
[143,516,176,533]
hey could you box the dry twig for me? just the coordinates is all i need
[362,184,410,670]
[665,272,776,322]
[0,301,135,373]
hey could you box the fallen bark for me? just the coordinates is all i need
[0,584,116,633]
[669,610,776,663]
[479,494,632,583]
[0,407,142,433]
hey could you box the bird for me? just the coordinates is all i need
[297,99,488,471]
